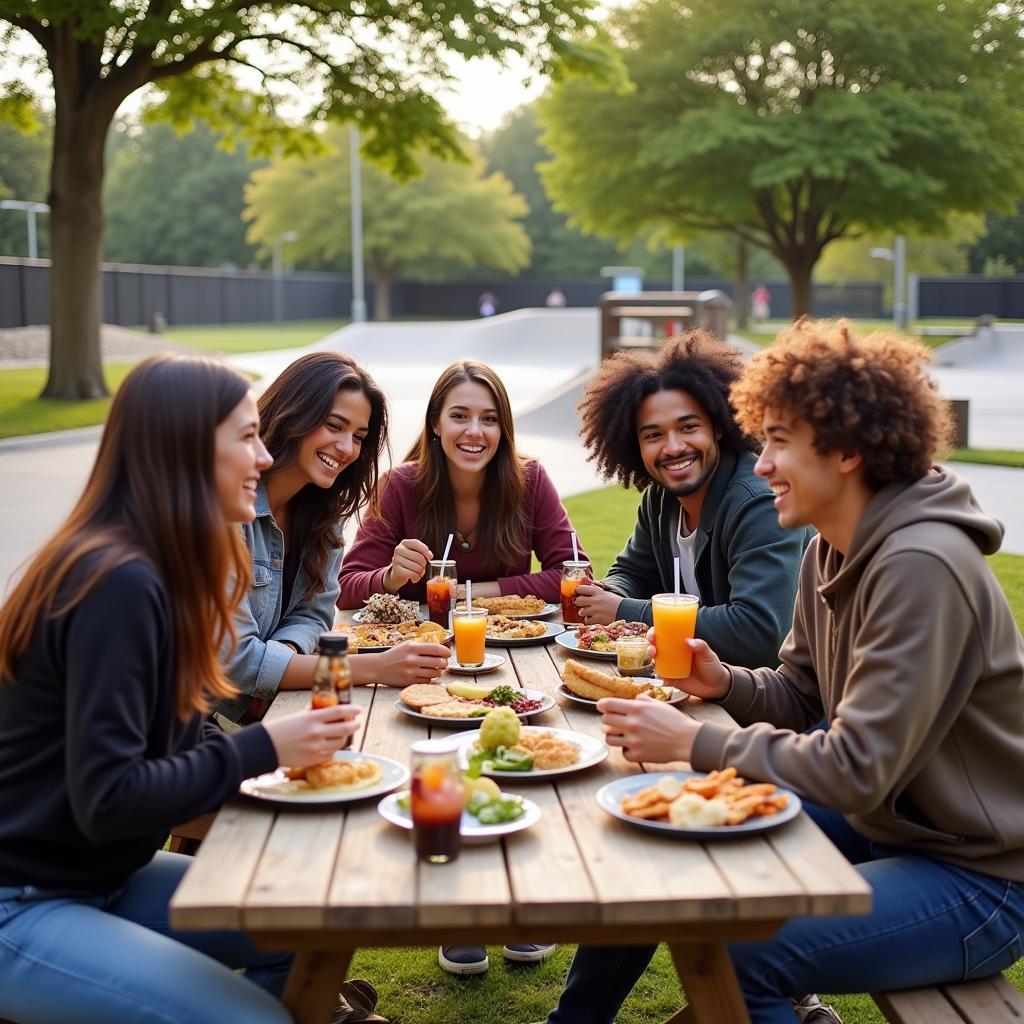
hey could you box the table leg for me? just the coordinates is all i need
[666,941,750,1024]
[282,948,354,1024]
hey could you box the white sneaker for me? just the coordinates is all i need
[792,994,843,1023]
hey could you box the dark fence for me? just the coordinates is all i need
[0,258,885,328]
[915,275,1024,320]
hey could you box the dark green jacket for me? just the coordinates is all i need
[605,449,809,668]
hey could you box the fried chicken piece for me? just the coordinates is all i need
[305,758,382,790]
[561,659,647,700]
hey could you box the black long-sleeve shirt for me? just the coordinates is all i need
[0,559,278,891]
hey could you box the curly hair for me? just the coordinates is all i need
[730,319,952,490]
[578,330,758,489]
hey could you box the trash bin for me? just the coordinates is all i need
[948,399,969,450]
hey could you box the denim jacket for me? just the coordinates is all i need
[217,483,342,722]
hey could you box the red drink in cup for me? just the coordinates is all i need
[560,559,592,624]
[410,740,463,863]
[426,559,457,627]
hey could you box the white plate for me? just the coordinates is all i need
[352,608,423,625]
[393,689,556,727]
[596,771,802,839]
[446,652,506,675]
[485,621,565,647]
[377,791,542,843]
[452,726,608,779]
[554,630,617,660]
[556,682,688,709]
[240,751,410,806]
[337,629,453,653]
[503,602,559,620]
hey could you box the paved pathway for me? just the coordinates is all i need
[2,312,1023,589]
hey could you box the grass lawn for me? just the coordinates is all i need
[732,320,960,349]
[949,448,1024,470]
[0,363,136,439]
[163,318,348,353]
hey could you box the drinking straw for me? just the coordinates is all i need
[571,531,579,562]
[466,580,473,610]
[673,556,680,596]
[442,533,454,562]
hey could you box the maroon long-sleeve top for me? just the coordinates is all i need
[338,460,585,606]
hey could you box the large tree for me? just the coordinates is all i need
[539,0,1024,318]
[0,2,609,398]
[968,201,1024,274]
[0,105,50,258]
[245,126,531,320]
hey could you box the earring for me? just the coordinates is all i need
[432,433,440,442]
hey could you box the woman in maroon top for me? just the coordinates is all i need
[339,359,584,607]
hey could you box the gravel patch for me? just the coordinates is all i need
[0,324,191,367]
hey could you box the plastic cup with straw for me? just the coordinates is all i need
[427,535,457,628]
[561,530,592,625]
[652,556,698,679]
[453,579,486,668]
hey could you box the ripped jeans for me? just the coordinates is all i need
[548,803,1024,1024]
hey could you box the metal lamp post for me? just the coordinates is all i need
[272,230,299,323]
[349,123,367,323]
[0,199,50,259]
[870,235,907,328]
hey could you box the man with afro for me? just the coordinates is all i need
[570,330,809,669]
[556,320,1024,1023]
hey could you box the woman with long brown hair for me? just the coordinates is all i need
[338,359,582,978]
[340,359,583,608]
[218,351,450,723]
[0,355,358,1023]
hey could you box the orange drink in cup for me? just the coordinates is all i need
[560,559,592,624]
[426,559,457,627]
[651,594,699,679]
[452,607,487,667]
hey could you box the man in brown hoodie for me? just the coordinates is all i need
[548,320,1024,1023]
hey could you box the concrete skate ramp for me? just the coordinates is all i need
[934,324,1024,370]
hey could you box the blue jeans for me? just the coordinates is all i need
[548,803,1024,1024]
[0,851,295,1024]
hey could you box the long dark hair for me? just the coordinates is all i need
[0,355,252,720]
[403,360,527,568]
[259,351,389,602]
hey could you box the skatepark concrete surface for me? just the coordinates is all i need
[2,309,1023,589]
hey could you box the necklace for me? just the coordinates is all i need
[455,527,476,551]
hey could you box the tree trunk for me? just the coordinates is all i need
[779,256,814,319]
[734,237,749,329]
[44,108,109,398]
[372,268,392,321]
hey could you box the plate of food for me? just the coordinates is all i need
[483,615,564,647]
[334,619,449,653]
[558,658,688,708]
[452,708,608,779]
[395,682,555,727]
[446,652,506,675]
[464,595,559,619]
[554,620,650,660]
[240,750,410,806]
[596,768,801,839]
[377,781,541,844]
[351,593,423,624]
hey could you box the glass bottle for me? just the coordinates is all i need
[312,634,352,746]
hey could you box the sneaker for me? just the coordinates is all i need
[438,945,489,975]
[792,994,844,1023]
[502,943,557,964]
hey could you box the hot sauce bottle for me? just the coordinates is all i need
[311,634,352,746]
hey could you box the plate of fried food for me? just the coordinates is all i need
[482,615,564,647]
[351,593,423,624]
[466,594,559,619]
[377,777,542,844]
[554,620,649,660]
[597,768,801,839]
[240,750,410,806]
[453,708,608,779]
[557,658,688,708]
[395,681,555,727]
[334,618,449,652]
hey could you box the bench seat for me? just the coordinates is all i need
[873,973,1024,1023]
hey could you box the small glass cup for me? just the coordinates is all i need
[651,594,699,680]
[452,606,488,668]
[410,739,463,864]
[560,559,592,625]
[615,636,652,677]
[426,559,458,628]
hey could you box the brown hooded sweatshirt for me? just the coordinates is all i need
[690,466,1024,881]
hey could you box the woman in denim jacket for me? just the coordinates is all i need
[217,352,450,723]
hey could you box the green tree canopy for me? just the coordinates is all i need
[0,1,611,398]
[0,106,50,258]
[539,0,1024,317]
[245,126,531,319]
[968,201,1024,274]
[104,119,263,268]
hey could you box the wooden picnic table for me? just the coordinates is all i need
[171,612,871,1024]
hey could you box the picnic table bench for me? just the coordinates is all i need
[170,610,871,1024]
